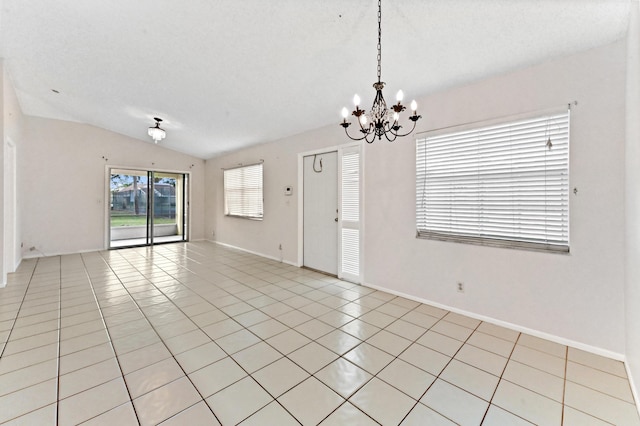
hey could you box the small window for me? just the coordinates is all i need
[416,111,570,253]
[224,163,263,220]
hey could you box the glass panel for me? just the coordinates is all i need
[110,170,150,248]
[151,172,187,244]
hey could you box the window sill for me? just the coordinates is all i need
[416,232,570,254]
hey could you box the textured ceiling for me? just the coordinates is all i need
[0,0,631,159]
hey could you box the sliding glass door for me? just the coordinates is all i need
[109,168,188,248]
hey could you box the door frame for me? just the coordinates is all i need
[3,138,18,286]
[104,165,191,249]
[297,142,364,282]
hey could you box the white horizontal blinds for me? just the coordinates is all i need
[340,149,360,280]
[416,111,570,252]
[224,163,264,219]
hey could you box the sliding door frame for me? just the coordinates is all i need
[104,165,191,249]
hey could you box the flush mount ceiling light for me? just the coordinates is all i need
[340,0,421,143]
[148,117,166,143]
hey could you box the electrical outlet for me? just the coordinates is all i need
[457,282,465,293]
[279,244,282,250]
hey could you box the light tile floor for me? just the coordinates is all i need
[0,241,638,425]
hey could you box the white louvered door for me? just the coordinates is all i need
[338,145,362,283]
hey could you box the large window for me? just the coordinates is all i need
[224,163,263,220]
[416,111,570,253]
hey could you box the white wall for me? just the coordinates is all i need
[365,40,627,355]
[20,116,206,257]
[207,40,628,357]
[625,0,640,404]
[205,125,344,263]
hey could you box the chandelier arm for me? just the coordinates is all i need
[381,122,399,142]
[343,126,368,142]
[365,132,376,144]
[383,132,397,143]
[388,119,419,138]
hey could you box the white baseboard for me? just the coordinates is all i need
[208,240,299,267]
[364,281,626,362]
[21,247,100,259]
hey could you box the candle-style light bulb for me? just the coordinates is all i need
[410,100,418,113]
[353,94,361,107]
[396,90,404,103]
[341,107,349,119]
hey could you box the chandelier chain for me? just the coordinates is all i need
[377,0,382,82]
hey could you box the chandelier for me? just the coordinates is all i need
[148,117,166,143]
[340,0,421,143]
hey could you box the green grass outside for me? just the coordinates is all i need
[110,215,176,227]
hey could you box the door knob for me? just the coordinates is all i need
[334,217,338,222]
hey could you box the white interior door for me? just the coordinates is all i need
[303,152,338,274]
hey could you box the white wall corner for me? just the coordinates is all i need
[626,0,640,411]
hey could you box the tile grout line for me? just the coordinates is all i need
[78,252,143,425]
[161,244,505,424]
[121,246,309,424]
[314,309,420,424]
[310,306,478,425]
[326,303,442,424]
[561,345,568,425]
[161,248,320,424]
[0,259,38,360]
[124,245,361,424]
[96,249,228,424]
[0,259,48,424]
[397,315,483,425]
[478,331,525,425]
[55,256,62,425]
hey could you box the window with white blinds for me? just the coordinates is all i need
[224,163,263,220]
[416,111,570,253]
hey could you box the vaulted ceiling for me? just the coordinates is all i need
[0,0,631,159]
